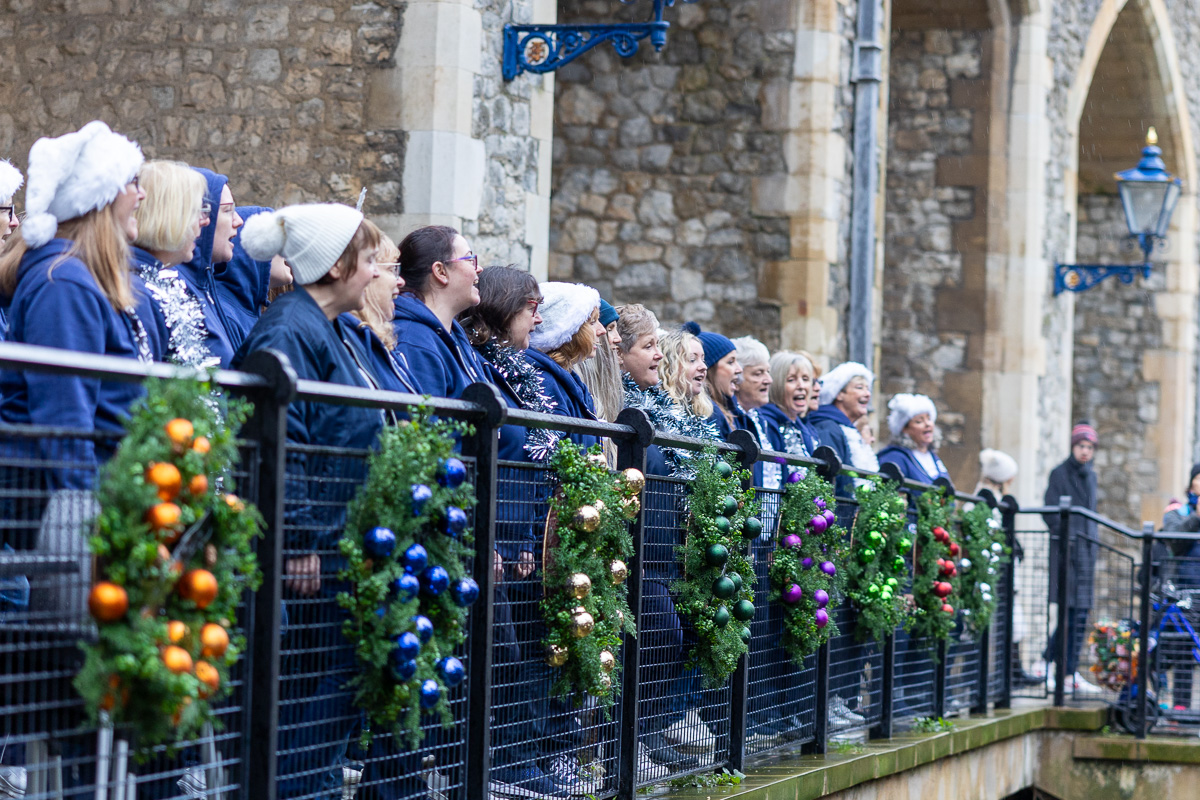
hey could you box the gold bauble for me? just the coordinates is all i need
[609,560,629,585]
[615,609,625,627]
[593,499,606,514]
[570,606,595,638]
[599,650,616,673]
[567,572,592,600]
[587,452,609,468]
[621,468,646,494]
[621,495,640,519]
[545,644,569,667]
[598,673,612,691]
[574,505,601,532]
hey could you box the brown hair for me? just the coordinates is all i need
[353,228,399,349]
[314,219,383,286]
[397,224,458,300]
[459,265,540,346]
[546,306,599,368]
[615,303,658,354]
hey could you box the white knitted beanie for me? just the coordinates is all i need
[239,203,364,285]
[22,121,143,248]
[979,449,1018,484]
[0,160,23,202]
[818,361,875,406]
[529,281,600,352]
[886,393,937,435]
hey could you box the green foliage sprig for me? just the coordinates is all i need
[844,481,909,642]
[76,379,263,749]
[541,443,637,704]
[337,413,475,749]
[907,488,959,644]
[954,502,1009,636]
[673,452,759,686]
[768,469,847,662]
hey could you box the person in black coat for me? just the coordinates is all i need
[1040,422,1102,696]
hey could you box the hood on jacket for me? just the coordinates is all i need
[183,168,229,277]
[808,404,854,427]
[217,205,274,312]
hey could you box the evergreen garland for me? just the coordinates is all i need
[337,413,477,750]
[954,502,1010,636]
[907,488,959,644]
[673,452,760,686]
[768,469,847,662]
[541,443,638,703]
[844,481,910,642]
[75,379,263,749]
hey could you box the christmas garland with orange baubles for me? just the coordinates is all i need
[76,380,263,748]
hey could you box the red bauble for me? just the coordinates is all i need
[949,542,960,557]
[942,603,954,614]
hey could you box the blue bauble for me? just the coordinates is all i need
[412,614,434,644]
[445,506,468,537]
[395,631,421,661]
[402,543,429,573]
[391,657,417,682]
[363,526,396,559]
[450,577,479,607]
[438,656,465,687]
[374,606,387,619]
[421,565,450,597]
[392,572,420,600]
[411,484,433,515]
[419,679,441,709]
[437,458,467,488]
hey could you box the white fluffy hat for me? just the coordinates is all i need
[979,448,1018,484]
[239,203,364,285]
[22,121,143,249]
[818,361,875,406]
[0,159,23,202]
[529,281,600,352]
[887,393,937,435]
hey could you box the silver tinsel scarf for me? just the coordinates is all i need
[138,265,220,369]
[622,374,720,478]
[476,338,562,461]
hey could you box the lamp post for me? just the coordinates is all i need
[1055,127,1183,294]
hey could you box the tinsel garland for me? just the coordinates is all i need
[75,379,263,749]
[337,413,477,749]
[673,452,760,686]
[622,375,720,477]
[954,502,1009,637]
[768,469,848,662]
[138,265,220,369]
[844,481,910,642]
[476,338,561,461]
[908,488,959,645]
[541,443,638,703]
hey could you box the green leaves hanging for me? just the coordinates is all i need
[954,501,1009,636]
[908,488,959,644]
[845,481,909,642]
[768,469,848,663]
[541,443,638,703]
[337,413,476,750]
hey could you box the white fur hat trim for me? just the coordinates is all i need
[22,121,143,249]
[887,392,937,435]
[818,361,875,406]
[0,160,23,202]
[240,203,364,285]
[979,448,1018,484]
[529,281,600,352]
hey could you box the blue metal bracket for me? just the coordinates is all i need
[503,0,697,81]
[1054,233,1158,294]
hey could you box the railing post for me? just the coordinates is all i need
[1055,495,1072,706]
[461,383,506,800]
[934,639,947,718]
[615,409,654,799]
[871,633,895,740]
[996,494,1017,710]
[236,350,297,800]
[803,448,841,756]
[1136,522,1155,740]
[971,492,997,716]
[725,429,758,772]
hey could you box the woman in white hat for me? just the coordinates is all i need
[877,392,950,484]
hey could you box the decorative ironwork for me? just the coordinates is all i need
[1054,233,1155,295]
[503,0,698,81]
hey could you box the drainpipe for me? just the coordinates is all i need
[848,0,885,368]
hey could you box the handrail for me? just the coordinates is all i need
[0,341,268,389]
[1017,502,1200,540]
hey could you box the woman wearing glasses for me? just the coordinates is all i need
[0,159,21,242]
[345,226,418,393]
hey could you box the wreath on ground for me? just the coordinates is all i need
[76,379,263,749]
[673,452,760,686]
[337,414,477,750]
[844,480,910,643]
[907,488,959,644]
[954,502,1009,636]
[768,468,848,663]
[540,443,638,703]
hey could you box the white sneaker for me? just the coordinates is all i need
[828,696,865,728]
[341,763,363,800]
[543,754,601,797]
[662,709,716,753]
[1031,660,1049,679]
[0,766,26,800]
[636,743,669,783]
[176,766,205,798]
[1071,673,1104,697]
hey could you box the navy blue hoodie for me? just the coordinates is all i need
[127,246,173,363]
[809,404,878,498]
[339,313,418,394]
[522,347,600,452]
[214,205,275,353]
[392,293,488,398]
[757,403,820,456]
[877,444,949,485]
[176,168,238,367]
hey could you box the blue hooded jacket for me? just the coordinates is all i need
[127,247,173,363]
[809,403,878,498]
[392,293,488,398]
[176,168,238,367]
[522,347,600,452]
[757,403,820,456]
[339,313,418,394]
[0,240,147,487]
[877,444,949,485]
[214,205,275,353]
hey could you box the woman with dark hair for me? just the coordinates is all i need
[682,321,751,438]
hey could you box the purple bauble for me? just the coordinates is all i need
[782,584,803,604]
[819,561,836,576]
[822,510,836,525]
[801,557,814,570]
[787,470,803,484]
[809,515,828,534]
[813,589,829,609]
[814,497,827,511]
[782,533,802,549]
[814,608,829,628]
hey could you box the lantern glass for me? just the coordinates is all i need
[1118,179,1171,237]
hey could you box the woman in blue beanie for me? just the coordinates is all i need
[682,321,752,438]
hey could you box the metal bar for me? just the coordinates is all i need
[997,495,1017,709]
[872,632,895,740]
[1020,504,1144,539]
[726,430,757,772]
[934,640,947,719]
[1136,523,1154,739]
[804,642,831,755]
[973,617,990,716]
[0,340,269,387]
[848,0,884,368]
[1054,496,1072,707]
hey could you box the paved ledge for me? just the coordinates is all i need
[1073,734,1200,764]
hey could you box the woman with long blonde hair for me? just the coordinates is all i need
[345,225,417,392]
[658,326,714,420]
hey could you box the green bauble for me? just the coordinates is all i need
[716,461,734,479]
[742,517,763,539]
[714,516,731,535]
[740,627,752,645]
[869,531,882,544]
[713,576,736,599]
[867,584,880,595]
[713,606,731,628]
[861,548,875,561]
[721,495,739,516]
[893,556,906,572]
[728,572,743,592]
[886,578,898,588]
[705,543,729,566]
[898,537,912,554]
[732,599,755,621]
[880,590,893,602]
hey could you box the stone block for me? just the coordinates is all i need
[245,5,289,42]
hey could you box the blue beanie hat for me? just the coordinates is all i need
[683,321,736,368]
[599,299,618,327]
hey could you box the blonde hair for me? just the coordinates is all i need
[768,351,814,410]
[546,306,598,368]
[615,303,659,354]
[660,328,713,418]
[797,349,822,380]
[353,226,398,349]
[133,161,206,253]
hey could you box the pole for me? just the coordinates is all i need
[1055,495,1072,706]
[1136,523,1154,739]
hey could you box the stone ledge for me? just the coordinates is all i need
[1073,735,1200,765]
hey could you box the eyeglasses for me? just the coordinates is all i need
[0,206,13,223]
[199,202,212,222]
[377,262,401,276]
[218,202,235,215]
[446,253,478,271]
[526,298,543,311]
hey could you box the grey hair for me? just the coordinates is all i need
[732,335,770,368]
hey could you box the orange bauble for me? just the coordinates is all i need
[188,474,208,497]
[145,462,182,501]
[147,502,181,531]
[180,569,218,609]
[165,418,194,447]
[200,623,229,659]
[170,696,192,726]
[223,493,244,512]
[162,645,193,674]
[194,660,220,697]
[167,620,188,644]
[192,436,211,455]
[87,582,129,622]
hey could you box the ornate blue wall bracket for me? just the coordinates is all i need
[1053,233,1157,294]
[503,0,697,81]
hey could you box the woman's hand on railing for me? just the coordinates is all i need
[516,550,536,579]
[285,554,322,596]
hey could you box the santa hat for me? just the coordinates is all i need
[0,160,23,201]
[979,449,1018,484]
[887,393,937,435]
[22,121,143,249]
[239,203,364,285]
[818,361,874,405]
[530,282,600,351]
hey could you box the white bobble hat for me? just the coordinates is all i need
[239,203,364,285]
[818,361,875,406]
[887,392,937,435]
[0,159,23,202]
[22,120,143,249]
[979,448,1018,484]
[529,281,600,352]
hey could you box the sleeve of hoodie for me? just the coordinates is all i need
[809,416,854,498]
